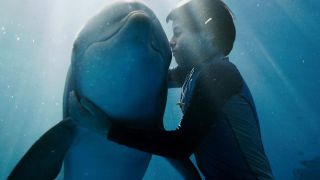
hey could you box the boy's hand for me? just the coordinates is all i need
[68,91,111,135]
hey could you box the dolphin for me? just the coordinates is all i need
[9,1,199,179]
[62,1,171,179]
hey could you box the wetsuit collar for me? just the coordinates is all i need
[194,55,229,70]
[203,54,228,63]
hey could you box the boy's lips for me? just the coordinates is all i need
[172,50,177,55]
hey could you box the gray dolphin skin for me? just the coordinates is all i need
[63,1,171,179]
[9,1,200,179]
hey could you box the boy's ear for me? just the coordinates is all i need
[199,31,213,46]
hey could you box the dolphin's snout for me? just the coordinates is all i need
[127,10,151,23]
[121,11,153,42]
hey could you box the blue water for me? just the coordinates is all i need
[1,0,319,179]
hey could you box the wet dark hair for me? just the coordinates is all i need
[166,0,236,55]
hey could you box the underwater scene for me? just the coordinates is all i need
[0,0,319,179]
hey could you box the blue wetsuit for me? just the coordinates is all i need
[108,57,274,179]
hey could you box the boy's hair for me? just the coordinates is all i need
[166,0,236,55]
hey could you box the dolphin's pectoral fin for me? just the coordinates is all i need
[8,119,78,180]
[166,158,201,180]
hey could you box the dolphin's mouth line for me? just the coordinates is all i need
[85,11,151,51]
[150,40,166,60]
[82,11,166,60]
[94,10,148,44]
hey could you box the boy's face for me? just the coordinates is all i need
[169,19,207,67]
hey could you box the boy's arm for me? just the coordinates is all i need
[69,61,243,159]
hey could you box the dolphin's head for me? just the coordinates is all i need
[72,2,171,64]
[67,2,171,127]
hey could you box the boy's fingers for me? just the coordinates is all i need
[80,98,111,122]
[68,91,76,105]
[69,91,87,118]
[80,97,101,117]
